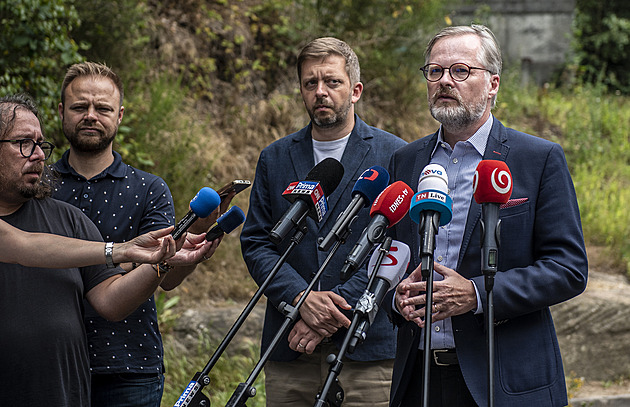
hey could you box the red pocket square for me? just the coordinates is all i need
[500,198,528,209]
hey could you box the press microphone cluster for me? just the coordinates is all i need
[269,158,344,245]
[318,165,390,251]
[172,187,221,240]
[206,206,246,241]
[473,160,513,281]
[349,239,410,351]
[340,180,413,280]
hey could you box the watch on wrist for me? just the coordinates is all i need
[105,242,116,268]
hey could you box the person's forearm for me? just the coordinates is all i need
[160,264,196,291]
[88,264,165,321]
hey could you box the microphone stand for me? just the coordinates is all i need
[419,211,441,407]
[172,223,308,407]
[314,237,392,407]
[480,205,500,407]
[225,228,351,406]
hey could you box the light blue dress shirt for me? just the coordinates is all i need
[420,115,492,349]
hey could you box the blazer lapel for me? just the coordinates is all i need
[288,126,316,181]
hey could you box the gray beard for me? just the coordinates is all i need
[430,99,486,131]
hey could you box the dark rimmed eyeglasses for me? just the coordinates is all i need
[420,63,493,82]
[0,138,55,160]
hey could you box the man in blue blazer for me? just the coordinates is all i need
[386,25,588,406]
[241,37,407,406]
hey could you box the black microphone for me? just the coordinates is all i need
[349,239,410,351]
[269,158,344,245]
[206,206,246,241]
[172,187,221,240]
[318,166,390,251]
[339,181,413,280]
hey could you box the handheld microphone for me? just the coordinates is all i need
[172,187,221,240]
[318,166,390,251]
[409,164,453,275]
[349,239,410,351]
[339,181,413,280]
[473,160,513,279]
[206,205,246,241]
[269,158,344,245]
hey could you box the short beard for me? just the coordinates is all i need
[309,96,353,129]
[63,121,117,153]
[429,86,487,131]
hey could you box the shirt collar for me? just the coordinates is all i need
[54,150,127,180]
[432,115,493,157]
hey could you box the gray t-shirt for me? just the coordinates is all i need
[0,198,121,407]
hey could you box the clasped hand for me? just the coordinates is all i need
[395,262,477,327]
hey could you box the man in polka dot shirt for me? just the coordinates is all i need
[52,62,230,407]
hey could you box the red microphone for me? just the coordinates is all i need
[473,160,513,204]
[473,160,513,281]
[340,181,413,280]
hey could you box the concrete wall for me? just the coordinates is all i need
[453,0,576,85]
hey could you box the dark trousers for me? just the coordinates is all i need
[399,349,477,407]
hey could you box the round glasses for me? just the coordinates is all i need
[420,63,493,82]
[0,138,55,160]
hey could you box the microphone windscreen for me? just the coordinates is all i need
[367,240,410,289]
[216,205,246,233]
[306,157,344,196]
[189,187,221,217]
[418,164,448,193]
[352,166,390,206]
[473,160,513,204]
[370,181,413,227]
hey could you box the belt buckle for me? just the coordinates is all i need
[433,349,450,366]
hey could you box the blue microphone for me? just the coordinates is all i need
[318,166,390,251]
[206,206,246,241]
[172,187,221,240]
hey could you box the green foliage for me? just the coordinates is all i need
[571,0,630,93]
[162,330,265,407]
[0,0,84,149]
[155,291,181,335]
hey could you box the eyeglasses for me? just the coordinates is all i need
[0,138,55,160]
[420,63,493,82]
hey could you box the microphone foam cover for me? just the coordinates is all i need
[473,160,513,204]
[216,205,246,233]
[352,166,390,205]
[418,164,448,192]
[190,187,221,217]
[367,240,410,288]
[370,181,413,227]
[306,157,344,197]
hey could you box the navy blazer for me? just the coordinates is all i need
[386,118,588,407]
[241,115,407,362]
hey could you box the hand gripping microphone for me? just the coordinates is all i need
[409,164,453,274]
[349,239,411,351]
[318,166,390,251]
[269,158,344,245]
[172,187,221,240]
[473,160,513,282]
[206,205,246,241]
[339,180,413,280]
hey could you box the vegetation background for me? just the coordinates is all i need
[2,0,630,405]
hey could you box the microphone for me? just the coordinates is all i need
[339,181,413,280]
[349,239,410,351]
[172,187,221,240]
[206,205,246,241]
[408,164,453,274]
[473,160,513,279]
[318,166,390,251]
[269,158,344,245]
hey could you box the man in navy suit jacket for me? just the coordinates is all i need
[386,25,588,406]
[241,37,406,406]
